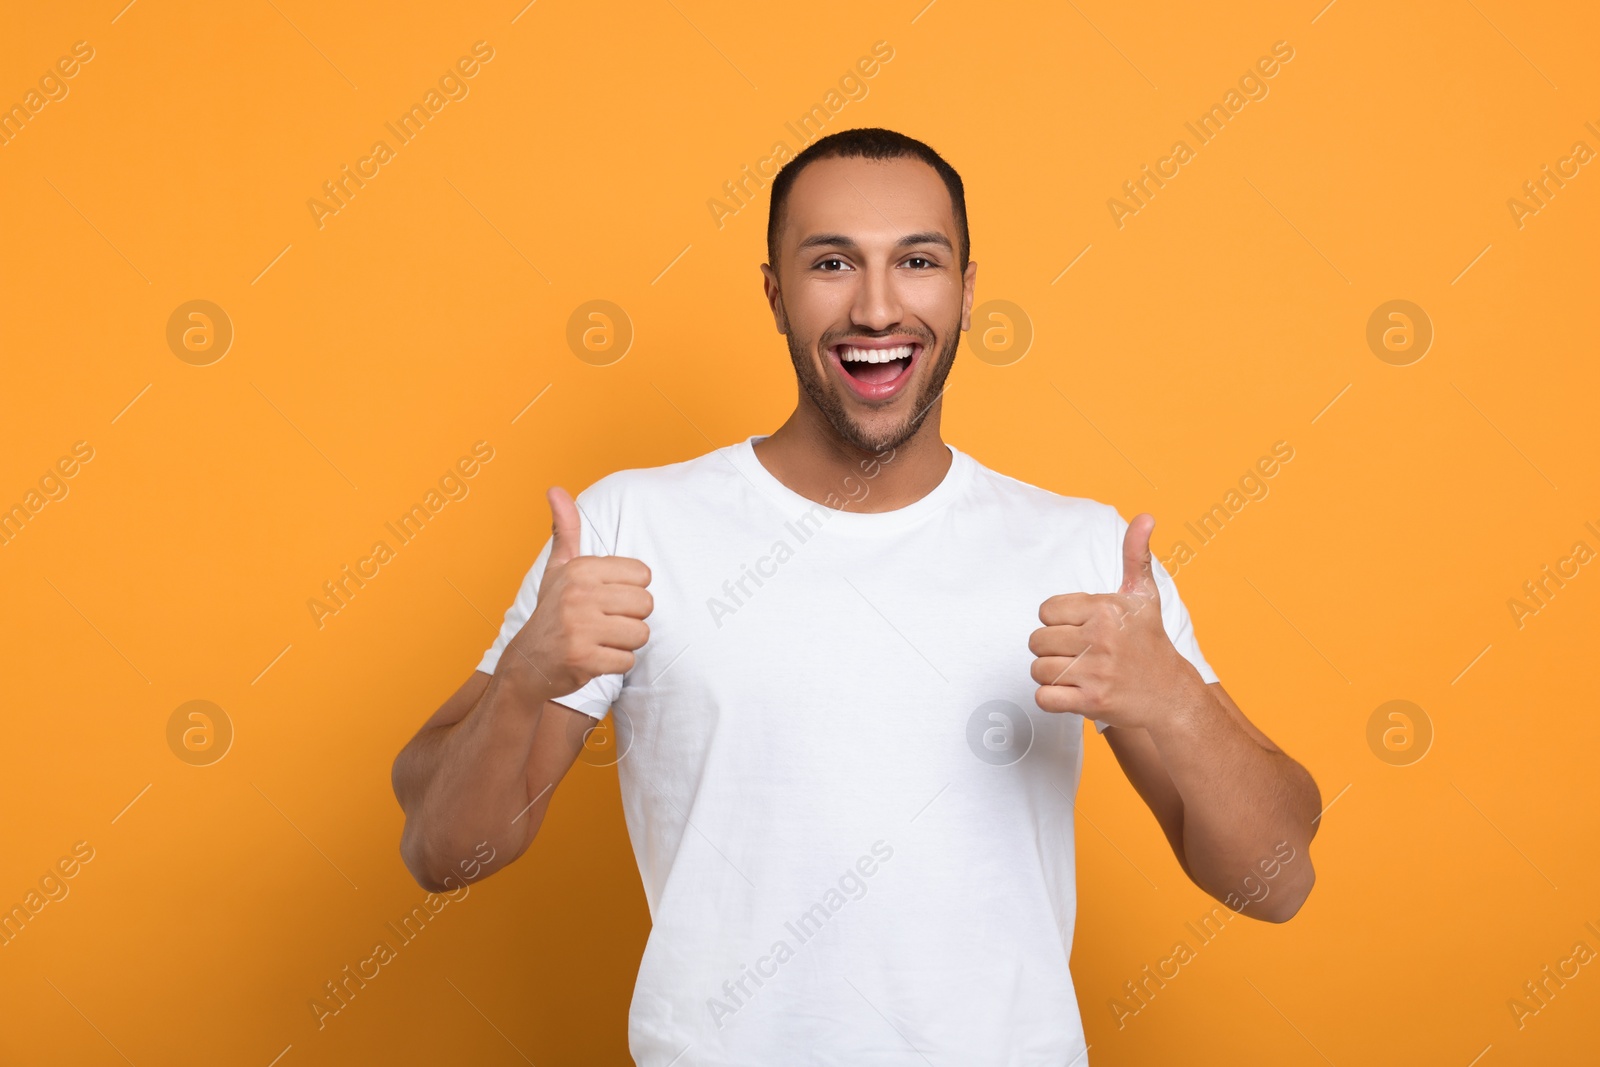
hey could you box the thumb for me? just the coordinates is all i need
[547,487,581,566]
[1119,513,1158,599]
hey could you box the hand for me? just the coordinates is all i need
[498,487,653,701]
[1028,513,1199,731]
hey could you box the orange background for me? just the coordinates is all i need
[3,1,1597,1063]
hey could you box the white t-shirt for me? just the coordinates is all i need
[478,435,1217,1066]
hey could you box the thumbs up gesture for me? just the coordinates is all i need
[499,488,654,702]
[1028,514,1196,731]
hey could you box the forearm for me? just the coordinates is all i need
[1146,684,1320,920]
[394,673,552,889]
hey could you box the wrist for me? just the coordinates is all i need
[492,651,562,709]
[1142,664,1218,747]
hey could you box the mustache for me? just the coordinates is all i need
[823,330,933,349]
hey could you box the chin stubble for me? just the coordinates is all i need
[784,320,960,455]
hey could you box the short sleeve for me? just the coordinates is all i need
[1093,510,1219,733]
[474,495,623,720]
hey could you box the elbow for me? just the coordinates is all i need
[398,821,452,893]
[1254,863,1316,923]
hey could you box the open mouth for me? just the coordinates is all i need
[831,341,920,400]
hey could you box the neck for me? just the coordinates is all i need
[752,396,952,513]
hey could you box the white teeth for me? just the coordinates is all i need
[839,344,914,363]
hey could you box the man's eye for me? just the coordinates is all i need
[904,256,935,269]
[816,258,850,271]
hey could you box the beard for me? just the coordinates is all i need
[783,312,960,455]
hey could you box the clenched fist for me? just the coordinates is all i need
[498,487,653,702]
[1028,513,1201,731]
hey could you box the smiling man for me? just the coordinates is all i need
[392,127,1321,1065]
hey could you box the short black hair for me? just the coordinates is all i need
[766,127,969,274]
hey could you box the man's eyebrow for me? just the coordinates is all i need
[795,231,955,253]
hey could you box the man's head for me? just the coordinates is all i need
[761,128,976,455]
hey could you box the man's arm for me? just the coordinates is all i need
[391,486,651,892]
[1100,681,1320,922]
[1030,512,1319,922]
[391,670,592,892]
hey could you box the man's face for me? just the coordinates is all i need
[762,155,977,454]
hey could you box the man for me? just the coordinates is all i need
[392,127,1320,1064]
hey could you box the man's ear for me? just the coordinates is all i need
[959,259,978,333]
[760,262,788,335]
